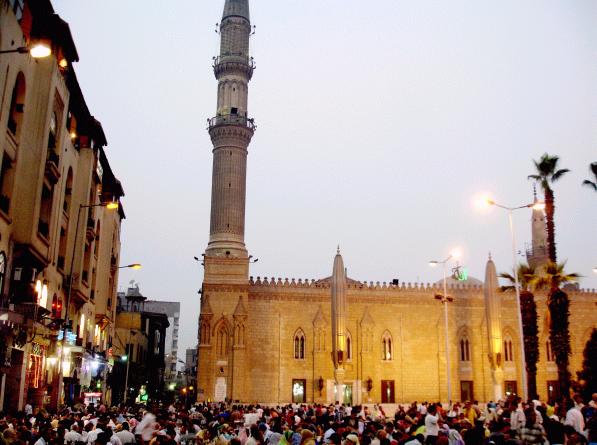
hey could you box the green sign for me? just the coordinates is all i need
[454,267,468,281]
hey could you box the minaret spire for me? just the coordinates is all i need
[484,254,504,401]
[526,187,548,271]
[331,249,348,403]
[204,0,255,282]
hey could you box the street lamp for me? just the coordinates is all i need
[0,43,52,58]
[482,197,544,401]
[119,263,142,270]
[58,200,119,406]
[429,248,461,404]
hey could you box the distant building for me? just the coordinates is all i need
[185,346,197,386]
[113,285,169,403]
[142,300,180,384]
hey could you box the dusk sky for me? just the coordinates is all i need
[52,0,597,357]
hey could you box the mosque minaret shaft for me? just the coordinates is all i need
[205,0,255,272]
[331,248,348,403]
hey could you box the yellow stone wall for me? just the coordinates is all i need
[198,278,596,404]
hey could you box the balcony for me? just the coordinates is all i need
[45,150,61,185]
[207,114,256,132]
[213,54,255,79]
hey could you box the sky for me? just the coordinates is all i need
[51,0,597,358]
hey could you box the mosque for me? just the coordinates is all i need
[196,0,596,405]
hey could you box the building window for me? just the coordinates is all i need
[504,338,514,362]
[154,330,161,354]
[38,184,53,240]
[51,294,62,319]
[460,338,471,362]
[294,329,305,359]
[216,326,229,357]
[292,379,306,403]
[382,331,393,361]
[0,156,15,215]
[8,73,26,138]
[460,380,474,402]
[546,340,554,362]
[0,251,5,298]
[346,332,352,361]
[381,380,395,403]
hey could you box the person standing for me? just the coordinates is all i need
[424,405,440,445]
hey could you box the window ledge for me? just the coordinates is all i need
[37,232,50,247]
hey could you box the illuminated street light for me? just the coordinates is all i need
[119,263,142,270]
[428,250,460,403]
[0,43,52,58]
[478,196,542,401]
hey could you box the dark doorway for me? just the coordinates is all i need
[381,380,395,403]
[460,380,474,402]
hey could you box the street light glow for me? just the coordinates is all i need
[451,248,462,259]
[429,261,438,268]
[531,201,546,211]
[105,201,119,210]
[29,43,52,58]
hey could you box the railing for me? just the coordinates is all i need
[213,54,255,69]
[207,114,256,131]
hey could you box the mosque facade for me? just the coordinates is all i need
[196,0,597,405]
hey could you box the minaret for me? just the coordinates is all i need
[204,0,255,283]
[331,247,347,403]
[527,186,548,271]
[484,254,504,401]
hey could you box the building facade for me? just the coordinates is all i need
[112,285,169,404]
[142,300,180,385]
[0,0,125,411]
[196,0,597,405]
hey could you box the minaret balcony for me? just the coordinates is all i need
[207,114,256,132]
[213,55,255,79]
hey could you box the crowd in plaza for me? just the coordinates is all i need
[0,394,596,445]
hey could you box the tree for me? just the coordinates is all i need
[577,329,597,400]
[582,162,597,191]
[500,264,540,399]
[528,154,570,263]
[534,262,580,399]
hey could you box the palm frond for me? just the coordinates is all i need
[590,161,597,177]
[583,180,597,191]
[552,168,570,182]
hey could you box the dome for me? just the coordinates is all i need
[433,276,483,287]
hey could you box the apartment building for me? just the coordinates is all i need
[0,0,125,411]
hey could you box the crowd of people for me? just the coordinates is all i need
[0,393,596,445]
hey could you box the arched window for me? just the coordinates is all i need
[346,331,352,361]
[48,112,58,149]
[8,72,26,139]
[154,330,161,354]
[504,337,514,362]
[382,331,393,361]
[216,325,229,357]
[460,338,471,362]
[294,329,305,359]
[546,340,554,362]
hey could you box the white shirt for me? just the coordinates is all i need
[564,407,585,434]
[115,431,136,445]
[510,408,526,431]
[87,428,103,444]
[65,430,83,444]
[425,414,439,437]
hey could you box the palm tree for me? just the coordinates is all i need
[534,261,580,399]
[528,154,570,263]
[582,162,597,191]
[500,264,540,399]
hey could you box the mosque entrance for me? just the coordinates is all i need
[343,384,353,405]
[381,380,395,403]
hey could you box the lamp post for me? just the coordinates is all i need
[484,198,545,401]
[0,44,52,58]
[429,249,461,404]
[119,264,142,270]
[57,201,118,407]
